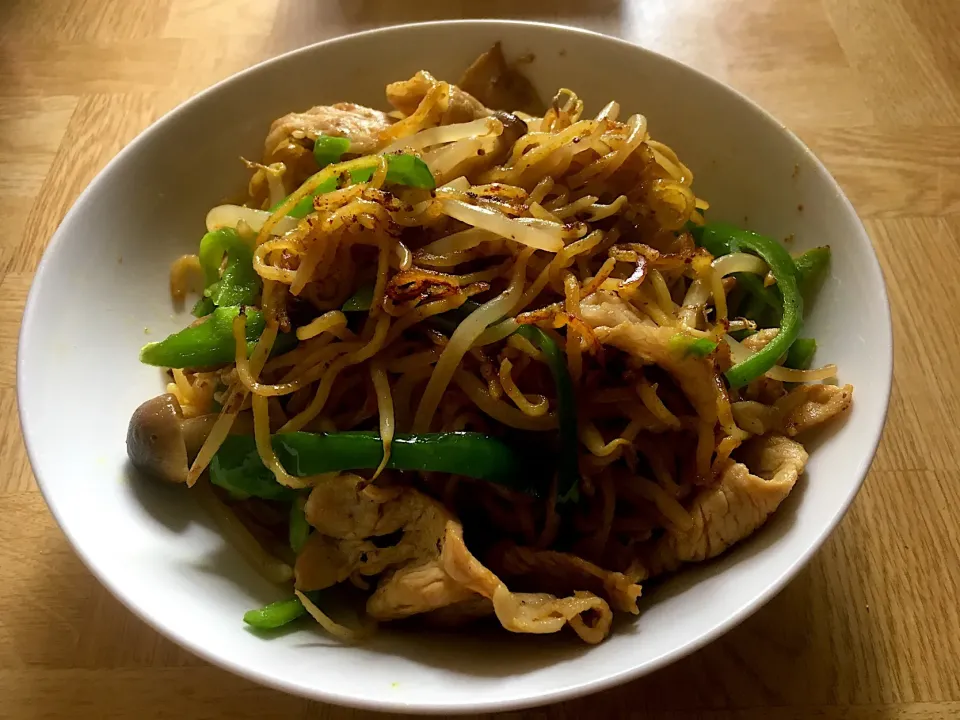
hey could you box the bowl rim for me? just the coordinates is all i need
[17,18,894,715]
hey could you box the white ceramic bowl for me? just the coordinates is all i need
[18,20,892,714]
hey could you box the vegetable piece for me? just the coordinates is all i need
[206,204,299,236]
[785,337,817,370]
[313,134,351,169]
[379,153,436,188]
[288,496,311,553]
[425,298,479,335]
[191,296,216,318]
[280,177,338,219]
[344,155,436,189]
[341,284,374,312]
[210,431,541,497]
[737,273,782,325]
[243,596,306,630]
[669,333,719,358]
[697,223,804,388]
[427,301,580,503]
[438,198,564,252]
[141,307,265,368]
[209,440,300,501]
[198,228,261,307]
[514,325,580,504]
[140,307,296,368]
[793,246,831,303]
[692,223,727,257]
[127,394,216,484]
[695,224,781,325]
[272,153,437,219]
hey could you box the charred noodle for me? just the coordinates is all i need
[127,46,853,645]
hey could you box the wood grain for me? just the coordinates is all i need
[0,1,957,718]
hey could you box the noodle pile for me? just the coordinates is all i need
[142,51,853,644]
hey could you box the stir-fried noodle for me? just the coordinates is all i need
[127,44,853,644]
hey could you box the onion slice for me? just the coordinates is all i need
[380,117,502,155]
[438,198,564,252]
[595,100,620,123]
[418,227,499,255]
[724,335,838,382]
[439,176,470,192]
[206,204,298,236]
[711,252,768,278]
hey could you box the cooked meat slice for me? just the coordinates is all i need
[487,544,642,614]
[367,557,478,619]
[422,596,495,627]
[491,587,613,644]
[733,329,787,403]
[580,293,721,423]
[741,328,780,352]
[263,102,392,160]
[739,433,809,479]
[382,512,614,642]
[778,383,853,436]
[366,516,499,621]
[731,400,781,436]
[304,474,415,540]
[732,384,854,437]
[742,375,787,405]
[642,435,807,577]
[297,474,614,642]
[294,532,416,592]
[386,70,490,123]
[457,42,545,115]
[294,532,352,591]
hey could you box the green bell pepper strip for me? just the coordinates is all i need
[691,223,728,258]
[313,134,350,169]
[243,596,306,630]
[288,496,311,553]
[271,152,436,219]
[697,223,804,388]
[191,296,216,318]
[281,177,339,219]
[738,274,782,326]
[209,437,300,501]
[514,325,581,504]
[341,283,374,312]
[669,333,718,358]
[139,307,296,369]
[785,337,817,370]
[793,246,830,304]
[694,224,783,326]
[375,153,436,188]
[739,247,828,328]
[198,228,261,307]
[210,431,542,497]
[312,134,436,184]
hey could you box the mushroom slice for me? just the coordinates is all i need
[126,394,217,483]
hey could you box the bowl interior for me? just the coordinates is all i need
[18,20,891,714]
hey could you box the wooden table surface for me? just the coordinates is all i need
[2,1,959,718]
